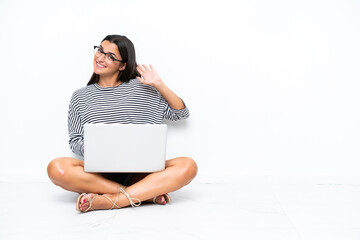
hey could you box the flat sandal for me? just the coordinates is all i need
[76,187,141,213]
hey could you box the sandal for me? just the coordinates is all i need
[76,187,141,212]
[153,193,171,204]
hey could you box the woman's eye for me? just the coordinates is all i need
[108,55,115,61]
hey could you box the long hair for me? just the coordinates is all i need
[87,35,140,85]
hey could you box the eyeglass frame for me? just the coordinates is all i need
[93,45,125,63]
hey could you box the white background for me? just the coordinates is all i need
[0,0,359,182]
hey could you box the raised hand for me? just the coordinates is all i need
[137,64,185,110]
[136,64,163,87]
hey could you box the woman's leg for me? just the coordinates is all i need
[47,157,122,194]
[124,157,198,202]
[127,157,198,204]
[47,156,198,211]
[76,157,197,211]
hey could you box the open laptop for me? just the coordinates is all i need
[83,123,167,173]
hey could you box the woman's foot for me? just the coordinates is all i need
[78,192,126,212]
[78,192,169,212]
[149,195,167,205]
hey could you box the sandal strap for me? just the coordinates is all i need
[83,193,99,212]
[118,187,141,207]
[101,194,121,209]
[100,187,141,209]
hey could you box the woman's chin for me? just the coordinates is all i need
[93,69,103,75]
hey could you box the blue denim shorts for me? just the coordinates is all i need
[100,173,134,186]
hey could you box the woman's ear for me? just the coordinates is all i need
[119,63,126,71]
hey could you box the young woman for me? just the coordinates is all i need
[47,35,197,213]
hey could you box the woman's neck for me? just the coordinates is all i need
[98,75,121,87]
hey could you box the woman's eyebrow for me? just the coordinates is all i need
[99,45,116,56]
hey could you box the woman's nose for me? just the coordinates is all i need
[96,53,106,62]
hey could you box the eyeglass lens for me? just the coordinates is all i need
[94,46,117,63]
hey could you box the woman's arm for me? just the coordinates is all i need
[136,64,185,110]
[68,92,85,156]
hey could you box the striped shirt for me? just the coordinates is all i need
[68,78,189,156]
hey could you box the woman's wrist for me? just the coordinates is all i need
[153,79,166,92]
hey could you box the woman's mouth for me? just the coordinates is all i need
[96,62,106,68]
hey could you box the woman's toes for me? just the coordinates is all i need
[79,195,91,211]
[155,195,166,205]
[81,203,87,211]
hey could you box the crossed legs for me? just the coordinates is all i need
[47,156,198,212]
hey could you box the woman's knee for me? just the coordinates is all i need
[178,157,198,184]
[47,157,79,185]
[47,158,66,184]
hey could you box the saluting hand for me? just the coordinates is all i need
[136,64,163,88]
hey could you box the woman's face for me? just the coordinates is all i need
[93,40,126,77]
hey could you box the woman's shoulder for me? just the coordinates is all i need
[70,84,95,100]
[127,78,158,95]
[127,78,143,88]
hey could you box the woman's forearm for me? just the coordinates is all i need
[155,80,185,110]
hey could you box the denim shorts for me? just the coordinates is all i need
[100,173,134,186]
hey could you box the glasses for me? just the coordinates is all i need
[93,46,125,63]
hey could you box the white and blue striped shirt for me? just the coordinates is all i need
[68,78,189,156]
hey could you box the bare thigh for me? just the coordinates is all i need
[47,157,121,194]
[128,157,197,186]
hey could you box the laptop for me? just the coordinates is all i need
[83,123,167,173]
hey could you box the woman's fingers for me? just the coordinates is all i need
[142,64,151,71]
[137,64,146,72]
[136,64,159,86]
[136,65,144,75]
[137,64,156,80]
[138,64,153,72]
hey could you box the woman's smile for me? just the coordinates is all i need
[95,61,106,69]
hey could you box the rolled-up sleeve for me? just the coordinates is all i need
[68,93,84,156]
[162,96,190,121]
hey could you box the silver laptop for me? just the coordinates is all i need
[83,123,167,173]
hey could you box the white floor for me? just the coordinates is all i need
[1,181,360,240]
